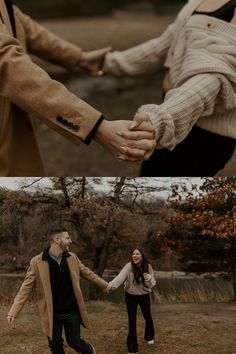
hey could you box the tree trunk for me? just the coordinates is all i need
[81,177,86,199]
[18,222,25,254]
[89,212,116,300]
[59,177,71,208]
[232,257,236,300]
[113,177,127,204]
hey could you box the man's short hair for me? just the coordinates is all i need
[48,226,68,243]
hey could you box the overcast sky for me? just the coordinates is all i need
[0,177,204,200]
[0,177,46,190]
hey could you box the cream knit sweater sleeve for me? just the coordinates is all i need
[103,21,176,76]
[138,73,221,150]
[103,0,194,76]
[143,264,156,288]
[109,263,130,290]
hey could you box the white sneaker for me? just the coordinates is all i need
[128,352,138,354]
[147,339,154,344]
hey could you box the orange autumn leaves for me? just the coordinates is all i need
[156,178,236,251]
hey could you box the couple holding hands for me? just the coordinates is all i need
[1,0,236,176]
[7,228,156,354]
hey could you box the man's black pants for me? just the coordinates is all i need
[125,292,155,353]
[48,312,92,354]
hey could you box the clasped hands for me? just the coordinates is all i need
[104,283,112,293]
[78,48,156,162]
[95,113,156,162]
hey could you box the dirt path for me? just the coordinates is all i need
[1,301,236,353]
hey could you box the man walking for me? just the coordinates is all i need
[7,227,108,353]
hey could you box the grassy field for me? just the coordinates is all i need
[1,301,236,354]
[1,272,234,304]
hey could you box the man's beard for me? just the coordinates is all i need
[59,241,69,252]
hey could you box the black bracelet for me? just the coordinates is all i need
[83,114,105,145]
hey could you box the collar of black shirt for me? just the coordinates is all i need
[42,247,71,262]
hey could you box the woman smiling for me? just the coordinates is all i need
[105,248,156,354]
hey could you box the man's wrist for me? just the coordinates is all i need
[83,114,105,145]
[93,119,109,144]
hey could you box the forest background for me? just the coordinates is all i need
[0,177,236,353]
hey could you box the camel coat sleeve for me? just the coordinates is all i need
[7,259,36,318]
[0,12,101,144]
[13,6,82,70]
[77,258,108,290]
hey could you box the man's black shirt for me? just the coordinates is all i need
[4,0,16,37]
[42,248,79,315]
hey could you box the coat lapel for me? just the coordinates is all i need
[37,259,53,313]
[67,254,78,281]
[0,0,14,36]
[66,254,90,328]
[4,0,16,36]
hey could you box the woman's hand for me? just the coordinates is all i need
[113,112,156,161]
[143,273,152,282]
[78,47,111,75]
[95,119,156,162]
[7,315,16,327]
[129,112,154,131]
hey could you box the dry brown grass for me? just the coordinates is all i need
[154,278,233,304]
[1,301,236,354]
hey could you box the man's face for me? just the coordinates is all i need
[56,232,72,252]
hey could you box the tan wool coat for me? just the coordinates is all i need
[7,252,108,339]
[0,1,102,176]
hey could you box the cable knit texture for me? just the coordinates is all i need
[104,0,236,150]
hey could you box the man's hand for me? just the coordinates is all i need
[104,284,112,293]
[7,315,15,327]
[78,47,111,76]
[95,119,156,162]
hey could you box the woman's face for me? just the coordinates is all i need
[132,249,143,266]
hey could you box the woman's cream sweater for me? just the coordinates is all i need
[104,0,236,150]
[109,262,156,295]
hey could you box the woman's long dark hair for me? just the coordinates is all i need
[131,248,150,285]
